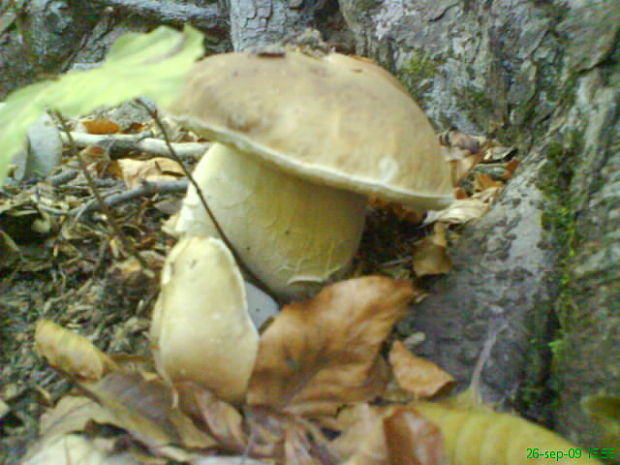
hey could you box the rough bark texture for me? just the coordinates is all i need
[1,0,617,453]
[225,0,350,51]
[339,0,619,448]
[0,0,228,99]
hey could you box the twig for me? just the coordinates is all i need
[92,0,225,31]
[134,99,274,297]
[47,170,79,186]
[68,180,188,215]
[52,111,153,277]
[59,132,210,159]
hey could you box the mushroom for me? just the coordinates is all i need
[150,236,259,403]
[169,51,453,300]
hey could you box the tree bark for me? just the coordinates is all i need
[339,0,619,448]
[2,0,616,452]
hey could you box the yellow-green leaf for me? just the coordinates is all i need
[0,25,203,183]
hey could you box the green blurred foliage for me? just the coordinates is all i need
[0,25,204,183]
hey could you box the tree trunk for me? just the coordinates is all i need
[339,0,619,448]
[1,0,616,452]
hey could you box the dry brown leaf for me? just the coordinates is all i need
[35,319,118,381]
[438,129,482,155]
[39,395,116,439]
[23,434,139,465]
[472,186,502,204]
[247,277,414,416]
[502,158,521,180]
[424,198,489,226]
[473,173,503,192]
[245,407,334,464]
[482,143,516,162]
[118,157,185,189]
[175,381,247,452]
[81,118,121,135]
[334,404,449,465]
[332,404,393,465]
[412,224,451,277]
[450,153,484,184]
[83,371,215,453]
[383,407,450,465]
[389,341,455,400]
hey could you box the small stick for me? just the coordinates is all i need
[59,132,210,159]
[53,111,153,277]
[69,180,188,215]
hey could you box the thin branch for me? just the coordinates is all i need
[69,180,188,215]
[53,111,153,277]
[59,132,210,159]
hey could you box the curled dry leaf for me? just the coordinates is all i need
[473,172,504,192]
[412,224,452,277]
[245,406,334,464]
[23,434,139,465]
[39,395,116,440]
[333,404,449,465]
[79,118,121,135]
[424,198,489,226]
[438,129,482,155]
[35,319,118,381]
[175,381,247,453]
[83,371,215,454]
[118,157,185,189]
[383,407,450,465]
[247,276,414,416]
[388,341,455,400]
[332,404,392,465]
[449,153,484,184]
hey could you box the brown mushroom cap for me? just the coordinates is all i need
[170,51,453,211]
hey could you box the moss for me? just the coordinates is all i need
[536,132,585,397]
[355,0,382,12]
[455,85,496,131]
[396,51,443,103]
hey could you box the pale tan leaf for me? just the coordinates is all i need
[334,404,450,465]
[118,157,184,189]
[247,277,414,416]
[35,319,118,381]
[412,241,452,277]
[39,395,116,439]
[83,371,215,452]
[424,199,489,226]
[332,404,393,465]
[383,407,450,465]
[23,434,139,465]
[389,341,455,400]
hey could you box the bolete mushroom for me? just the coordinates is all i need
[169,51,453,300]
[150,236,259,403]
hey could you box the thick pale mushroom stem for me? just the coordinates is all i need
[174,143,367,300]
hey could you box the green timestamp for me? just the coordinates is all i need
[526,447,617,461]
